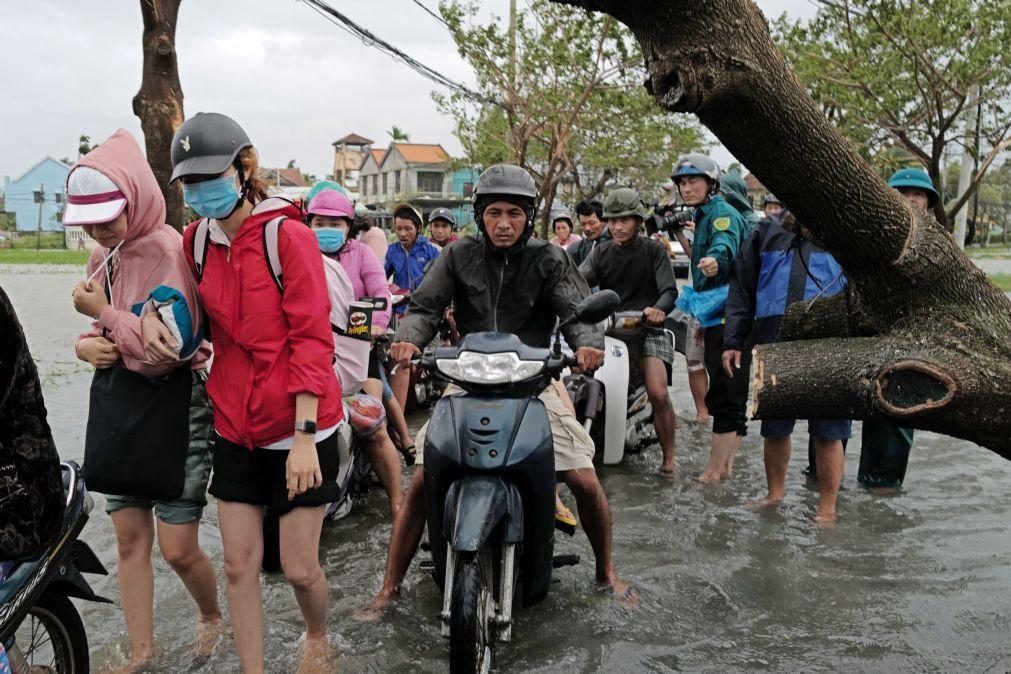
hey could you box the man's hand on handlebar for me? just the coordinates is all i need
[390,341,421,368]
[574,346,605,373]
[643,307,666,326]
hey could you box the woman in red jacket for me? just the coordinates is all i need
[145,113,341,674]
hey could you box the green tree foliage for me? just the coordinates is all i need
[774,0,1011,229]
[78,135,92,157]
[388,126,411,142]
[436,0,706,234]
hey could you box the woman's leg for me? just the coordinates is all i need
[279,505,330,672]
[156,520,223,653]
[364,425,404,516]
[110,508,157,668]
[218,501,266,674]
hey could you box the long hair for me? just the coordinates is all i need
[236,146,269,204]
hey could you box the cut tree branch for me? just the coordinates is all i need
[551,0,1011,458]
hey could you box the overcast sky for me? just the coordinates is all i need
[0,0,817,184]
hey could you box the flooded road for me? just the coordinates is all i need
[3,265,1010,672]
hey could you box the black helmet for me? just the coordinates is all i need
[170,112,252,183]
[472,164,538,243]
[763,193,782,206]
[428,206,457,229]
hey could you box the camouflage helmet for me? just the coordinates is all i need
[602,187,647,220]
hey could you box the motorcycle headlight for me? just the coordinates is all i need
[436,351,545,384]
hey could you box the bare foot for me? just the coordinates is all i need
[752,494,784,509]
[601,575,641,610]
[354,588,399,622]
[697,471,722,484]
[296,636,331,674]
[192,616,226,657]
[813,511,838,527]
[100,650,155,674]
[659,465,677,479]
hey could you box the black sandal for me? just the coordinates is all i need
[400,444,417,466]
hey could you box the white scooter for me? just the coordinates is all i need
[564,311,677,465]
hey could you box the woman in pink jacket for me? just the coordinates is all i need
[68,130,221,671]
[305,188,406,513]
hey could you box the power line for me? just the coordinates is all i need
[296,0,500,108]
[411,0,450,29]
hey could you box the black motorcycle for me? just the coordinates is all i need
[419,290,619,673]
[0,461,109,673]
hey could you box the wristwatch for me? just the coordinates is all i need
[294,420,317,435]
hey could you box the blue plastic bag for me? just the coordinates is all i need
[675,285,729,328]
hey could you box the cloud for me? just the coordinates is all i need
[0,0,815,185]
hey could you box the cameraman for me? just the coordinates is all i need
[670,153,749,484]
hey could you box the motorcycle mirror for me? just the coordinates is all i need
[570,289,621,325]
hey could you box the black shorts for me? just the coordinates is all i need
[209,433,340,516]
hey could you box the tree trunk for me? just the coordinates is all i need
[552,0,1011,459]
[132,0,185,231]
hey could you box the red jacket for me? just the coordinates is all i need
[183,198,342,448]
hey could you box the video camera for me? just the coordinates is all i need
[645,203,693,237]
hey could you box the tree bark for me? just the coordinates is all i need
[133,0,185,231]
[552,0,1011,459]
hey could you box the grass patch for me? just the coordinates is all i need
[966,246,1011,259]
[0,248,89,265]
[3,232,68,249]
[989,274,1011,292]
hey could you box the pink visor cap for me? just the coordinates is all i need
[62,166,128,226]
[306,189,354,219]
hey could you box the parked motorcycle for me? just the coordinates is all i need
[0,462,110,673]
[418,290,620,673]
[564,311,677,465]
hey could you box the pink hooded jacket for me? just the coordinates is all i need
[74,129,209,378]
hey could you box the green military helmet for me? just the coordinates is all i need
[888,167,940,207]
[602,187,647,220]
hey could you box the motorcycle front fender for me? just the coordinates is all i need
[51,540,111,604]
[443,475,524,552]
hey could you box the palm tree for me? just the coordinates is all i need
[78,135,92,157]
[387,126,410,142]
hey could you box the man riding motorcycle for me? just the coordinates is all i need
[360,164,635,617]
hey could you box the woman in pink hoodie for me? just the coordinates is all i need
[304,188,407,514]
[67,130,222,671]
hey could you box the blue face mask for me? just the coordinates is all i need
[182,174,242,219]
[315,228,345,253]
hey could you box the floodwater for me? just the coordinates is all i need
[3,265,1010,673]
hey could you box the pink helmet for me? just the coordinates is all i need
[307,189,354,219]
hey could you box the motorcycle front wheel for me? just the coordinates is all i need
[449,546,495,674]
[11,591,88,673]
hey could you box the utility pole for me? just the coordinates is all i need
[952,83,979,250]
[34,184,44,250]
[506,0,517,161]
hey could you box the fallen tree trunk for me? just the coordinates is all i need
[553,0,1011,459]
[132,0,185,231]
